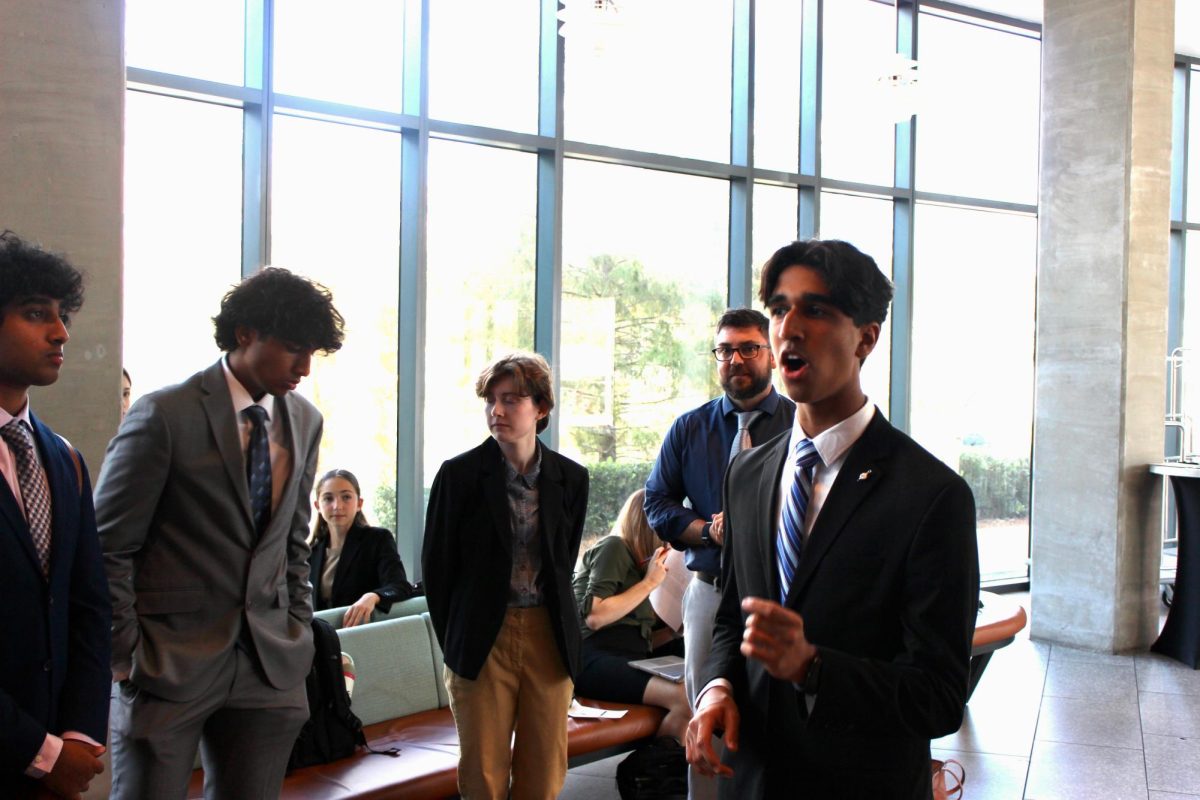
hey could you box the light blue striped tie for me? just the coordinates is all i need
[777,438,821,603]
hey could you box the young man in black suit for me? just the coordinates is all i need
[0,231,111,799]
[686,240,980,799]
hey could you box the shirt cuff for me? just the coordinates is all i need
[25,733,62,778]
[27,730,106,779]
[695,678,733,709]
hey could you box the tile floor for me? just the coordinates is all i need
[560,592,1200,799]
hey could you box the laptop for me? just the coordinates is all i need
[628,655,685,683]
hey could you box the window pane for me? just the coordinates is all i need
[123,92,242,397]
[754,0,802,171]
[423,140,537,494]
[1190,69,1200,224]
[274,0,404,112]
[916,12,1040,204]
[821,0,895,184]
[563,0,732,161]
[1179,231,1200,443]
[126,0,245,85]
[819,192,893,418]
[561,160,729,540]
[271,115,401,530]
[911,204,1036,583]
[752,184,799,294]
[428,0,539,132]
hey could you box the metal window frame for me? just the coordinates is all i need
[124,0,1056,584]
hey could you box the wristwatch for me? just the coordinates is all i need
[700,522,713,546]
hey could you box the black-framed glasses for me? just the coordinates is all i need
[712,343,770,362]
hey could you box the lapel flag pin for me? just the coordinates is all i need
[858,469,873,482]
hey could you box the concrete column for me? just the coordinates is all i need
[0,0,125,468]
[1031,0,1174,651]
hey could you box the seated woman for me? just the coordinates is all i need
[573,489,691,741]
[309,468,416,627]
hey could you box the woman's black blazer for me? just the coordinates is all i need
[309,524,414,612]
[422,437,589,680]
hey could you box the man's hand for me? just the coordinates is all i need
[685,687,739,778]
[708,512,725,546]
[40,739,104,799]
[739,596,818,684]
[343,592,381,628]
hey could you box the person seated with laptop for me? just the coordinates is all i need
[573,489,691,741]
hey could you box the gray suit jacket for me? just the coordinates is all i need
[95,360,319,703]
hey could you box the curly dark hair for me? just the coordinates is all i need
[0,231,85,320]
[758,239,893,326]
[212,267,345,354]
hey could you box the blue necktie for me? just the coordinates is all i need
[777,438,821,603]
[1,420,52,578]
[244,406,272,537]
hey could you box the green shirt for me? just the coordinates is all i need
[573,535,656,643]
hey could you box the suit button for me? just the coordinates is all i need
[43,660,52,672]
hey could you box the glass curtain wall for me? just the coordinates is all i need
[123,0,1042,583]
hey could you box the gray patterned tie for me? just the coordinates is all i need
[1,420,52,578]
[244,406,272,537]
[729,410,763,463]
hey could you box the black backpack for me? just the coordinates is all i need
[287,618,368,771]
[615,736,688,800]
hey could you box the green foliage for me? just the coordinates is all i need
[958,451,1030,520]
[564,254,721,463]
[583,460,655,541]
[373,482,397,532]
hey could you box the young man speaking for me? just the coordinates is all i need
[686,240,980,799]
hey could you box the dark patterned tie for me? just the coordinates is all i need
[1,420,52,578]
[776,438,821,603]
[244,406,272,537]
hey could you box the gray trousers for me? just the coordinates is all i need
[682,577,721,800]
[108,645,308,800]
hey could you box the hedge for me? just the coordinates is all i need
[959,451,1029,519]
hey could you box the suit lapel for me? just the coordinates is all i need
[200,361,254,531]
[785,412,892,607]
[538,445,564,565]
[0,455,41,573]
[481,441,514,558]
[756,434,791,603]
[335,526,363,591]
[259,393,303,544]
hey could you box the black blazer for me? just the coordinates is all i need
[422,438,589,680]
[703,411,979,800]
[0,413,111,789]
[309,525,414,612]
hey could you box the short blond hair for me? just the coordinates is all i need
[475,351,555,434]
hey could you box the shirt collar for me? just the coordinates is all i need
[789,398,875,466]
[503,444,543,488]
[721,385,783,418]
[0,399,32,429]
[221,355,275,421]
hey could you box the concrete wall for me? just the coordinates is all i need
[0,0,125,469]
[1031,0,1174,651]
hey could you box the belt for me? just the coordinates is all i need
[696,571,720,587]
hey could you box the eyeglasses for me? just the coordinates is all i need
[711,343,770,362]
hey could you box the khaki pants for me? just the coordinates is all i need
[444,606,574,800]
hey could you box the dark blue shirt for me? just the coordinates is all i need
[644,387,795,575]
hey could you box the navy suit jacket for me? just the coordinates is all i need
[422,438,589,680]
[0,412,111,787]
[703,411,979,799]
